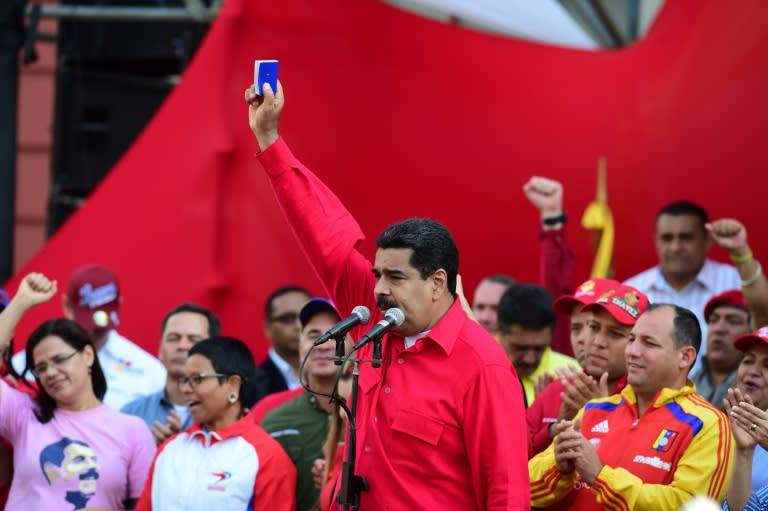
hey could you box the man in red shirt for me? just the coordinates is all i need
[245,83,529,510]
[527,277,618,457]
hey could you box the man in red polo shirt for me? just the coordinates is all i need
[245,82,528,510]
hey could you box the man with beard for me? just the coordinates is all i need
[121,303,220,445]
[40,438,100,511]
[245,82,528,510]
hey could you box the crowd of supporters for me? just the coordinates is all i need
[0,80,764,510]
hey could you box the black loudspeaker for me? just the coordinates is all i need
[47,0,209,235]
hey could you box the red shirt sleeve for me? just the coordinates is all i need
[256,138,377,319]
[539,227,575,357]
[462,364,530,510]
[251,430,298,511]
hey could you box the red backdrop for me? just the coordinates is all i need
[5,0,767,359]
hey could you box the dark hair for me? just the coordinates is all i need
[188,337,258,407]
[375,218,459,294]
[24,319,107,424]
[647,303,702,353]
[2,339,24,382]
[656,201,709,229]
[480,274,516,288]
[161,303,221,338]
[264,286,310,319]
[497,284,556,334]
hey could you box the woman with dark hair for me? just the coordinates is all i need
[0,273,155,510]
[137,337,296,511]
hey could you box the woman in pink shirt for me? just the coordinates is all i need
[0,273,155,510]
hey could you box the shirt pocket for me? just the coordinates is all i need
[388,409,445,472]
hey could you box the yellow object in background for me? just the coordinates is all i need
[581,157,614,278]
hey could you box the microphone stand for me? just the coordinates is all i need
[334,333,346,366]
[337,357,368,510]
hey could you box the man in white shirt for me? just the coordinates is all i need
[13,264,166,409]
[624,201,739,371]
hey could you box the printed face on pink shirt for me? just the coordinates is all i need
[40,437,101,510]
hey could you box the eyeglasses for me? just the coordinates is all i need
[31,351,80,378]
[269,312,300,325]
[177,372,230,388]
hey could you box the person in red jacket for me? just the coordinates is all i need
[527,281,649,457]
[246,81,529,510]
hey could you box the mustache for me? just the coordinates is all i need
[376,297,398,310]
[79,468,99,481]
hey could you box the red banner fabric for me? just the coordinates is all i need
[5,0,768,359]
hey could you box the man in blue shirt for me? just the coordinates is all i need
[121,303,220,444]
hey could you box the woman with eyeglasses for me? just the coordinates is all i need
[136,337,296,511]
[0,272,156,510]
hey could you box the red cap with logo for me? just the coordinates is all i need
[703,289,748,320]
[734,326,768,352]
[66,264,121,332]
[582,284,649,326]
[553,278,621,315]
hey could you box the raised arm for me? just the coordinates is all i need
[523,176,575,356]
[0,273,57,354]
[707,219,768,328]
[245,82,375,316]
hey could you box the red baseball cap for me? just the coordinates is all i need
[582,284,649,326]
[66,264,121,332]
[553,278,621,315]
[734,326,768,352]
[703,290,748,320]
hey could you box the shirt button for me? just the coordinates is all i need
[364,445,372,453]
[374,416,378,423]
[397,358,405,364]
[384,386,392,394]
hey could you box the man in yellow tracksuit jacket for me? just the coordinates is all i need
[529,303,734,510]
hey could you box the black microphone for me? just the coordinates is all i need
[353,308,405,351]
[313,305,371,346]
